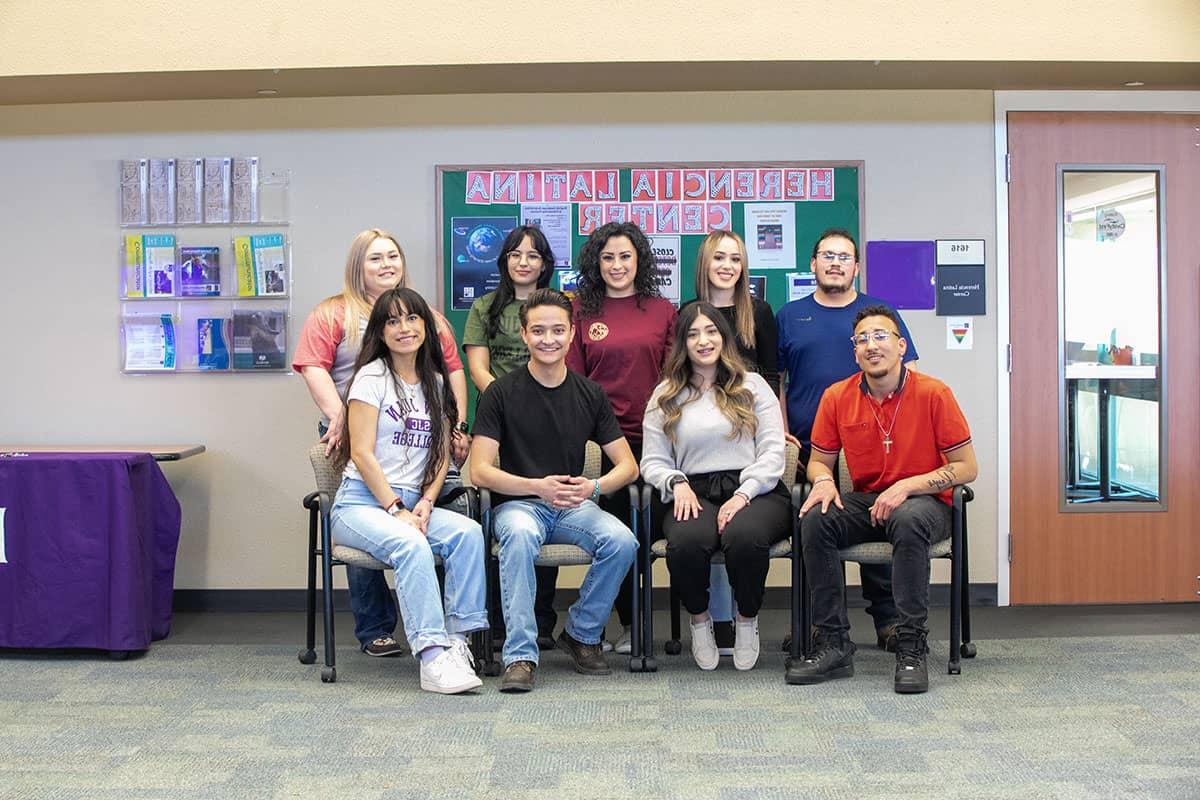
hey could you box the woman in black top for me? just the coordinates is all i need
[683,229,779,395]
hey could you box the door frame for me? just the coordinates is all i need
[992,90,1200,606]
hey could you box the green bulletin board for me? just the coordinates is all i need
[437,161,863,414]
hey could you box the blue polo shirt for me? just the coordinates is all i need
[777,292,919,445]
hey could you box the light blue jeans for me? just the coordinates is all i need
[494,499,637,666]
[330,478,488,655]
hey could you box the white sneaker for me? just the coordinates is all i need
[732,617,760,671]
[419,645,483,694]
[601,638,614,652]
[614,626,633,655]
[690,618,720,671]
[449,638,477,673]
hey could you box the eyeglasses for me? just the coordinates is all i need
[507,251,543,265]
[850,329,899,347]
[816,251,856,264]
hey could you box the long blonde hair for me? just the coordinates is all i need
[694,229,755,350]
[315,228,408,344]
[654,302,757,443]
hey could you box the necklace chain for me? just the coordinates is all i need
[868,391,904,454]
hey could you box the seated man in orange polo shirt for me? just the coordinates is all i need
[786,305,977,694]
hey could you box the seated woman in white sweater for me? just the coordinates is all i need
[641,302,789,671]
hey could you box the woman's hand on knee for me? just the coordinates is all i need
[673,483,702,521]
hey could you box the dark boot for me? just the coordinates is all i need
[557,630,611,675]
[785,630,856,685]
[894,631,929,694]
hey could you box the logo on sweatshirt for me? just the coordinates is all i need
[588,322,610,342]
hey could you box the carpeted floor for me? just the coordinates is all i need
[2,608,1199,800]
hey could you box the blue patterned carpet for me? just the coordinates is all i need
[2,633,1198,799]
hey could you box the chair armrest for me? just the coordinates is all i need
[953,484,973,510]
[302,490,320,511]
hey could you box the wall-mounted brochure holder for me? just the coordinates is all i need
[120,301,290,374]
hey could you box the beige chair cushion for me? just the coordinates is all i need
[649,538,792,561]
[490,541,593,567]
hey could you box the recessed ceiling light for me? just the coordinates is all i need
[1123,81,1145,87]
[256,88,279,96]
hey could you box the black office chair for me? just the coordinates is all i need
[638,441,805,670]
[298,442,486,683]
[478,441,645,674]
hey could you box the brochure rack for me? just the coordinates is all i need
[117,161,292,374]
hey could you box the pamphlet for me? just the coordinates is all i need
[234,233,286,296]
[143,234,177,297]
[123,313,177,371]
[119,159,148,225]
[197,317,230,370]
[232,309,286,369]
[179,246,221,296]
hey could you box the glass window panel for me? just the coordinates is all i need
[1061,169,1163,506]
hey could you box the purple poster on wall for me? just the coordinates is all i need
[864,240,936,310]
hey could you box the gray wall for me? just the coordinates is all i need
[0,90,997,589]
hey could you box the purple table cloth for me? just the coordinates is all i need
[0,452,182,651]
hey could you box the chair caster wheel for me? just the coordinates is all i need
[321,666,337,683]
[664,640,682,655]
[948,663,961,676]
[298,649,316,665]
[643,657,658,673]
[961,642,977,658]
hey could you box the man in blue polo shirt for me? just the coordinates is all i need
[777,227,919,652]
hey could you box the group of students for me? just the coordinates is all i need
[293,221,976,696]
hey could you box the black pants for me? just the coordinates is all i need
[659,473,791,617]
[599,440,641,628]
[800,492,950,638]
[798,445,898,630]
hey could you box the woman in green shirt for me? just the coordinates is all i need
[463,225,556,392]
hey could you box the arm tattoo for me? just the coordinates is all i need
[926,465,957,491]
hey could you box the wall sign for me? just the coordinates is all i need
[935,238,986,316]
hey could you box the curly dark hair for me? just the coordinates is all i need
[574,221,660,318]
[484,225,555,340]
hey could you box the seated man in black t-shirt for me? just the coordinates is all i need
[471,288,639,693]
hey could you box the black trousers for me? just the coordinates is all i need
[798,445,898,630]
[659,472,791,618]
[800,492,950,638]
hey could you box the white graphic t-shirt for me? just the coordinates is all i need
[344,358,438,491]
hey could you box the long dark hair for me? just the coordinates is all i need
[653,302,756,444]
[333,287,457,491]
[485,225,555,340]
[574,221,660,318]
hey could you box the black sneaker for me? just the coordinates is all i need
[785,633,855,685]
[537,633,557,651]
[894,632,929,694]
[500,660,536,693]
[876,623,899,653]
[362,636,405,657]
[556,630,611,675]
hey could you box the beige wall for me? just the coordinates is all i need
[2,1,1197,76]
[0,89,998,590]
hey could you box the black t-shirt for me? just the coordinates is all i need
[680,297,780,394]
[472,366,624,505]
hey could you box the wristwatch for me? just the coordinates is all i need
[457,422,469,434]
[667,475,689,490]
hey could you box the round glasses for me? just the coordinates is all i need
[507,251,544,265]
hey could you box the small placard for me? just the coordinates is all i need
[936,265,986,316]
[946,317,974,350]
[787,272,817,301]
[935,239,985,265]
[748,275,765,300]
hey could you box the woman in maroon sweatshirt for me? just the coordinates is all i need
[567,221,676,652]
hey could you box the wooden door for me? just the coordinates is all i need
[1008,112,1200,604]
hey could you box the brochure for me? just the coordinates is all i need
[119,159,148,225]
[179,246,221,296]
[197,317,230,370]
[123,313,177,371]
[142,234,177,297]
[232,309,286,369]
[235,233,286,296]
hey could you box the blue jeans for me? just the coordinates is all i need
[494,499,637,666]
[330,478,488,655]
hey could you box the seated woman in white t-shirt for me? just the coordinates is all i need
[330,287,487,694]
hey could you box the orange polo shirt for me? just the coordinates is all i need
[810,366,972,504]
